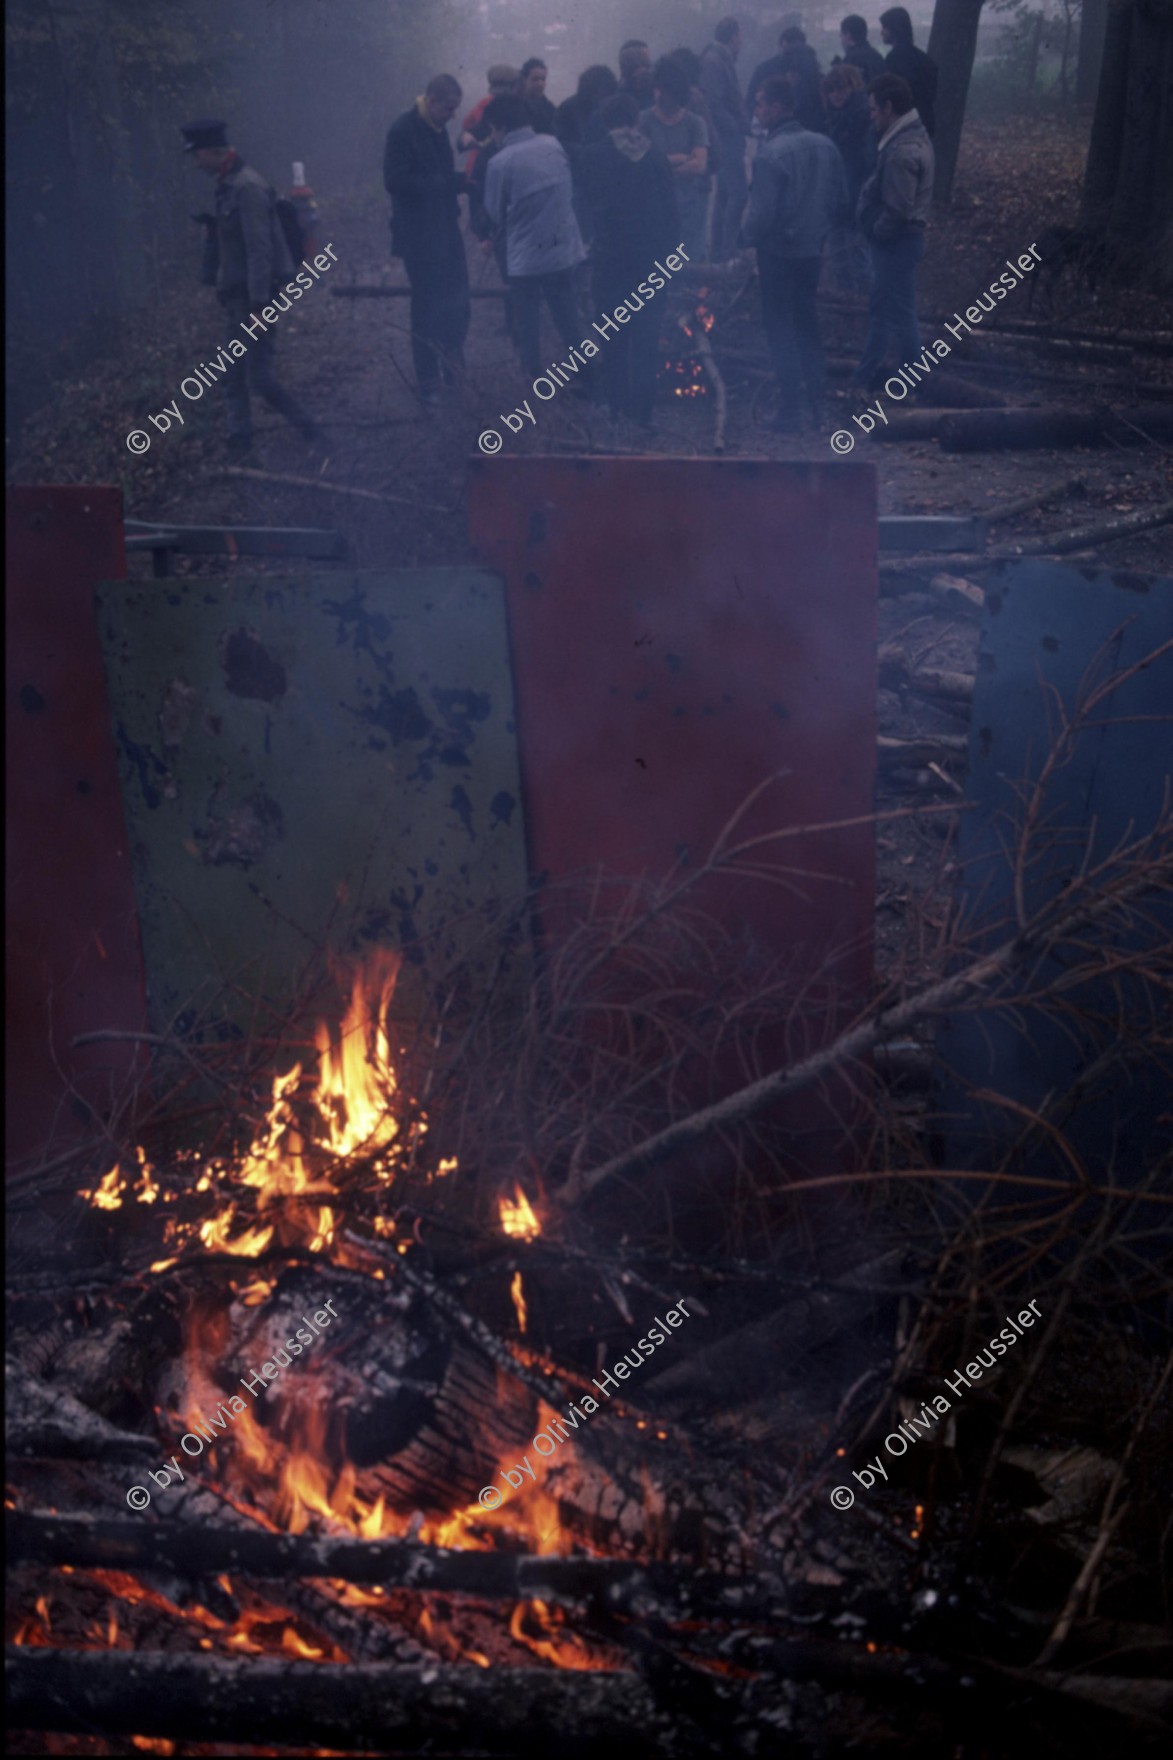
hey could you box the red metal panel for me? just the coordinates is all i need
[5,487,147,1166]
[469,456,877,1181]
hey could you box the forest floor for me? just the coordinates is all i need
[9,105,1173,1011]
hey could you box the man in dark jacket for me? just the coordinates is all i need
[383,73,470,404]
[578,93,680,427]
[837,16,885,85]
[741,76,848,431]
[879,7,938,139]
[853,73,933,388]
[520,58,557,134]
[823,63,874,289]
[701,16,749,261]
[749,27,826,134]
[184,119,322,457]
[555,64,619,246]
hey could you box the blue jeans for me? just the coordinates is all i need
[856,230,925,387]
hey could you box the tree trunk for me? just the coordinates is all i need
[927,0,986,205]
[1026,11,1044,96]
[1059,5,1075,98]
[1076,0,1111,100]
[1080,0,1173,291]
[937,404,1173,449]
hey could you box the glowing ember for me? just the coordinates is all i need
[511,1269,528,1333]
[499,1184,541,1241]
[80,1164,126,1210]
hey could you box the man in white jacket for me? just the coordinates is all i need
[484,93,585,378]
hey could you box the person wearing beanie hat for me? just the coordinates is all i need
[182,120,322,458]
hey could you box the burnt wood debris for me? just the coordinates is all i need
[6,2,1173,1756]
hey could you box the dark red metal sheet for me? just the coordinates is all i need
[469,455,878,1181]
[5,487,147,1166]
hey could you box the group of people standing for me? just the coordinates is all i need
[380,11,939,432]
[175,18,939,455]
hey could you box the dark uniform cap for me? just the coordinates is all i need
[181,119,228,152]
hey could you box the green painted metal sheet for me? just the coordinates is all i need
[94,569,527,1037]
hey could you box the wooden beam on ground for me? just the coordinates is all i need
[878,515,987,553]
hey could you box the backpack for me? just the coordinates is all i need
[275,196,305,267]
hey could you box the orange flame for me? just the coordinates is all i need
[80,1164,126,1210]
[510,1598,612,1670]
[499,1184,540,1241]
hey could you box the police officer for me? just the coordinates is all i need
[183,120,322,458]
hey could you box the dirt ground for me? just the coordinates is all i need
[9,109,1172,999]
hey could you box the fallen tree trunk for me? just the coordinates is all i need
[982,319,1173,357]
[938,406,1173,452]
[992,500,1173,558]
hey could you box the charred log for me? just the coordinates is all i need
[5,1356,156,1465]
[6,1649,724,1755]
[6,1510,785,1616]
[163,1268,538,1516]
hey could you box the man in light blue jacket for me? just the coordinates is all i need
[484,93,585,378]
[741,75,848,432]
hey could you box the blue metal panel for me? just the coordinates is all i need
[938,560,1173,1180]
